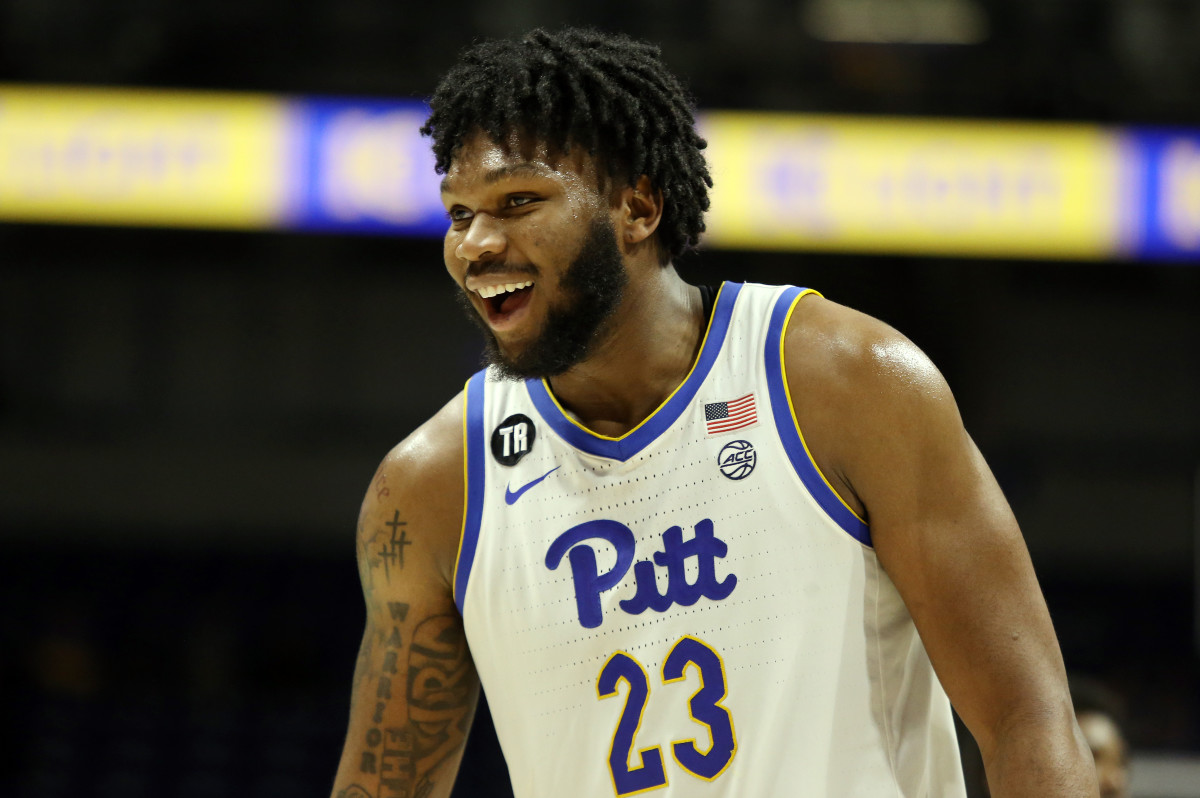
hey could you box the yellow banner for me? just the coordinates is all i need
[0,85,289,228]
[701,112,1122,259]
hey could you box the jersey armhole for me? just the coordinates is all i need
[453,370,487,613]
[764,287,872,547]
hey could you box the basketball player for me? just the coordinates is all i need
[330,28,1098,798]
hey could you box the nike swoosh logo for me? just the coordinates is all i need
[505,466,560,505]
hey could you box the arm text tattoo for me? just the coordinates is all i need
[372,615,474,798]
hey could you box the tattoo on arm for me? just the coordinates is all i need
[351,614,475,798]
[354,513,404,698]
[356,603,411,774]
[374,470,391,502]
[357,516,385,614]
[360,508,413,596]
[402,615,474,773]
[337,786,374,798]
[377,511,412,582]
[343,494,474,798]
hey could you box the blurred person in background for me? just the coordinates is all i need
[1071,676,1131,798]
[974,676,1130,798]
[330,27,1098,798]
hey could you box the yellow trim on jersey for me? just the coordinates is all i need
[539,282,728,442]
[451,382,470,605]
[779,290,869,526]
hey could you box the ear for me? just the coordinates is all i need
[615,175,663,250]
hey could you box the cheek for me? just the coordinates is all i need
[443,236,463,281]
[520,218,545,251]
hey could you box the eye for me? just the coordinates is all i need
[447,206,473,224]
[506,194,538,209]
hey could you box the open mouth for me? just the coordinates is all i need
[477,280,534,323]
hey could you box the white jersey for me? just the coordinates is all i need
[454,282,966,798]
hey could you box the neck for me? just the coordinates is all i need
[546,266,706,437]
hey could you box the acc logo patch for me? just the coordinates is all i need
[492,414,536,466]
[717,440,756,480]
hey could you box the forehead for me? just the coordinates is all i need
[439,129,602,196]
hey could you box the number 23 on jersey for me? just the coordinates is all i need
[597,635,737,796]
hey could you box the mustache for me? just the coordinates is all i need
[464,262,539,282]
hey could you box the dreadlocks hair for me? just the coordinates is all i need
[420,27,712,264]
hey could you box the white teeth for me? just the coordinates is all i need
[477,280,533,299]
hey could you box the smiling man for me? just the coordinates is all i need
[329,28,1098,798]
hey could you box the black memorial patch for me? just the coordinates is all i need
[491,414,536,466]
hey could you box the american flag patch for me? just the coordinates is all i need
[703,393,758,435]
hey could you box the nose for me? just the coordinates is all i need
[455,212,506,263]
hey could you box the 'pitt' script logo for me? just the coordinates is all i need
[544,518,737,629]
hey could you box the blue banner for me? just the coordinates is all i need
[1118,129,1200,261]
[280,97,445,236]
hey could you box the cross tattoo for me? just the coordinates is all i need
[378,510,412,581]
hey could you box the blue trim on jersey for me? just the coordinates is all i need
[454,370,488,613]
[525,282,744,462]
[765,287,872,546]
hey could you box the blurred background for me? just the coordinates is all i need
[1,0,1198,796]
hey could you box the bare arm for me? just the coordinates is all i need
[331,397,480,798]
[786,296,1097,797]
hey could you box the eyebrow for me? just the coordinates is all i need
[440,162,552,195]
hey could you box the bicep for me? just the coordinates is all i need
[786,302,1088,789]
[874,434,1067,737]
[336,597,480,798]
[333,439,480,798]
[845,351,1071,756]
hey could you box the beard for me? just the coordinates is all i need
[456,215,629,381]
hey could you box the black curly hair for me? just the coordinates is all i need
[420,27,712,263]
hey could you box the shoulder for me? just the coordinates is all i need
[359,391,466,592]
[782,294,960,519]
[376,392,466,493]
[783,293,947,402]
